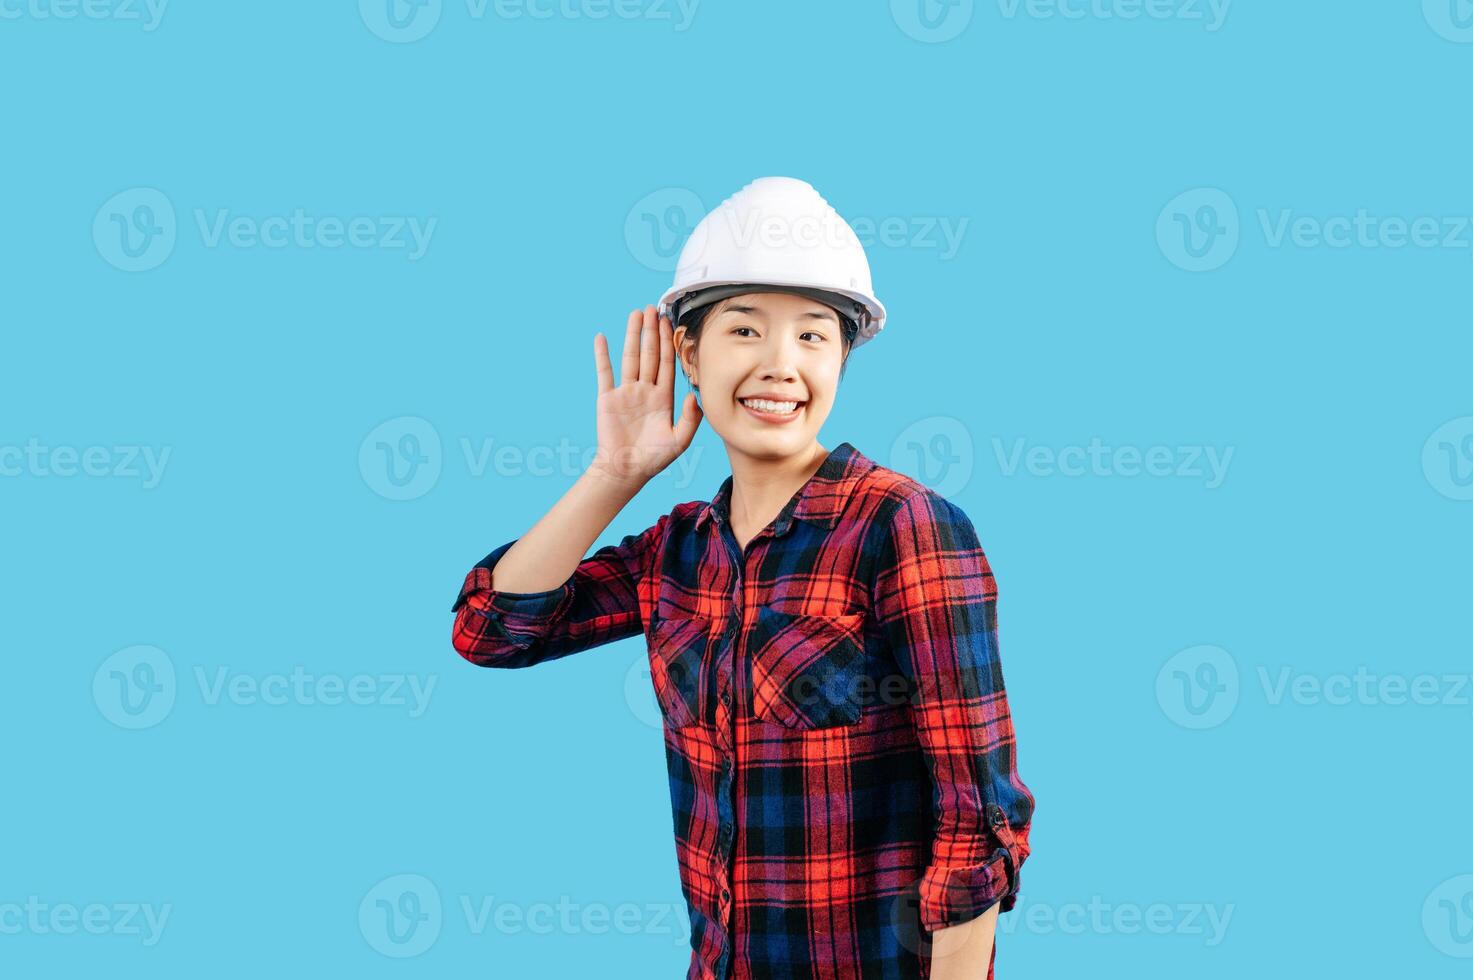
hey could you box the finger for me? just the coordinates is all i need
[594,332,614,395]
[655,312,674,390]
[639,304,658,385]
[620,308,641,385]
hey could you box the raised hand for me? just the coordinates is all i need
[591,304,703,489]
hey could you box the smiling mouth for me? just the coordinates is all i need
[738,396,806,421]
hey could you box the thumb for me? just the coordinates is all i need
[674,391,702,449]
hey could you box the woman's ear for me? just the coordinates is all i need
[673,324,698,389]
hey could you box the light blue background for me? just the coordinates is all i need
[3,1,1470,975]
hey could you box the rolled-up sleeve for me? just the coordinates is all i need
[870,489,1035,932]
[451,514,668,669]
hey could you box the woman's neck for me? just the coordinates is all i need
[725,441,829,545]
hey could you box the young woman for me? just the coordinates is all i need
[451,178,1034,980]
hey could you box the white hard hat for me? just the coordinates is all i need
[657,176,887,350]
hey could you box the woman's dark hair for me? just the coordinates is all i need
[676,297,858,392]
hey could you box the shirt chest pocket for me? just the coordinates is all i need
[647,616,711,729]
[748,608,868,730]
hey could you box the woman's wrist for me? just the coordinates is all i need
[583,457,650,500]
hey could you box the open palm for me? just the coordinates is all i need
[592,305,702,486]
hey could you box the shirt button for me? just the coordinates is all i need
[719,687,732,706]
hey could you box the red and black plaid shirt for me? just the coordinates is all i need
[451,441,1035,980]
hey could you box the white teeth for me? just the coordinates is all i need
[741,398,800,414]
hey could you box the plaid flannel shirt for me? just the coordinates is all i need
[451,442,1035,980]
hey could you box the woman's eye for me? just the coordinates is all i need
[729,327,825,341]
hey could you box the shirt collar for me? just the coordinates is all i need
[694,441,875,537]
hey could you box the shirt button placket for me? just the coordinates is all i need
[712,517,754,980]
[715,554,743,956]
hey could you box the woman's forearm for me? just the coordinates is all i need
[927,904,999,980]
[487,464,644,594]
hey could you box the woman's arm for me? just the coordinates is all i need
[869,488,1035,958]
[451,306,702,669]
[450,467,662,668]
[486,462,645,595]
[929,904,998,980]
[491,304,697,594]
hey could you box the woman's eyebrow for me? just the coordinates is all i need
[718,303,838,324]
